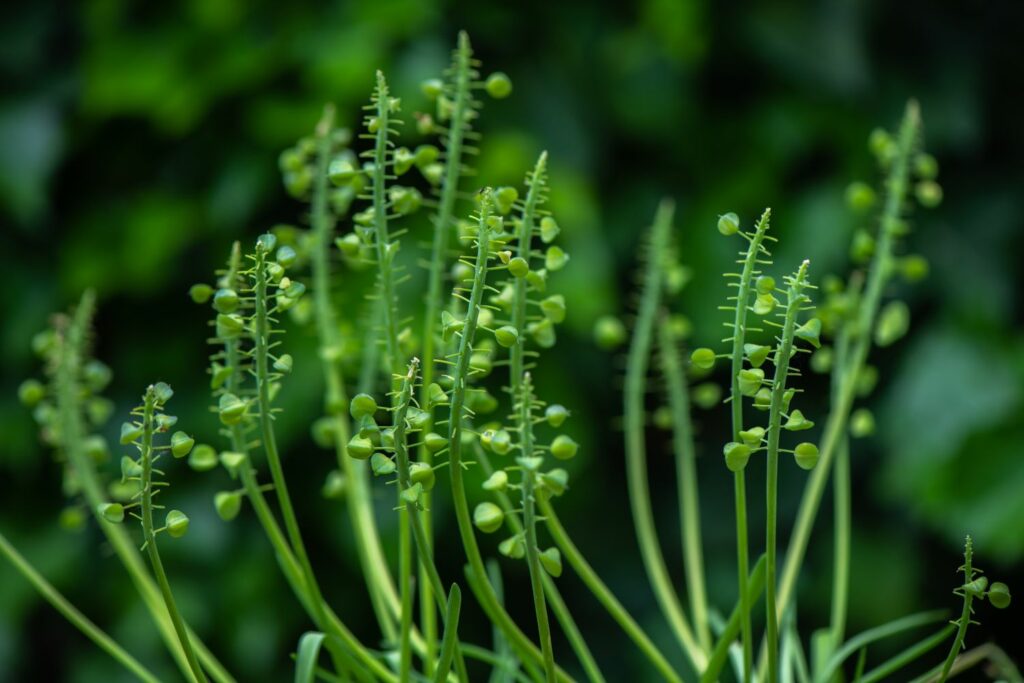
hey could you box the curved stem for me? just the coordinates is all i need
[138,390,208,683]
[623,199,704,669]
[0,529,162,683]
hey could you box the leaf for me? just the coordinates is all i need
[295,631,326,683]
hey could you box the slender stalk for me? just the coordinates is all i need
[772,101,920,644]
[858,626,954,683]
[537,497,682,683]
[434,585,463,683]
[623,199,704,669]
[657,315,710,651]
[137,389,208,683]
[938,539,974,683]
[443,191,572,682]
[764,261,810,683]
[0,530,162,683]
[816,609,948,682]
[727,207,773,682]
[699,555,768,683]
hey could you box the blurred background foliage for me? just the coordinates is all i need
[1,0,1022,680]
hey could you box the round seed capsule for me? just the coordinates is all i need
[690,348,716,371]
[350,393,377,420]
[97,503,125,524]
[189,444,218,472]
[540,468,569,497]
[189,284,214,304]
[915,181,943,208]
[473,502,505,533]
[120,422,143,445]
[499,535,525,559]
[988,582,1011,609]
[755,276,776,295]
[490,430,512,455]
[276,245,297,268]
[739,427,765,448]
[409,462,436,492]
[508,257,529,278]
[545,404,569,428]
[485,72,512,99]
[724,442,751,472]
[845,181,876,212]
[423,432,448,453]
[346,435,373,460]
[421,78,444,99]
[794,442,819,470]
[540,547,563,577]
[273,354,293,373]
[494,325,519,348]
[214,492,242,521]
[18,379,45,408]
[165,510,190,538]
[218,393,247,425]
[914,153,938,180]
[483,470,509,492]
[593,316,627,350]
[550,434,578,460]
[717,212,740,236]
[849,408,875,438]
[170,431,194,458]
[738,369,764,396]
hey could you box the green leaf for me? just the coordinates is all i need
[294,631,326,683]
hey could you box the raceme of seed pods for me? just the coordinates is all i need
[8,32,1014,683]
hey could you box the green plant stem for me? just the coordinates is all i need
[728,207,772,683]
[434,585,463,683]
[419,36,474,663]
[461,644,533,683]
[764,261,809,683]
[443,195,572,683]
[773,103,919,634]
[938,542,974,683]
[858,626,954,683]
[54,296,232,683]
[623,199,704,670]
[657,315,710,652]
[537,497,681,683]
[699,555,767,683]
[474,446,604,683]
[816,609,947,682]
[138,391,208,683]
[0,529,162,683]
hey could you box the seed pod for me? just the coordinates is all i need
[214,492,242,521]
[753,387,772,410]
[550,435,578,460]
[219,451,246,476]
[724,442,751,472]
[155,414,178,431]
[83,361,112,392]
[717,212,740,236]
[875,301,909,347]
[744,344,771,368]
[540,548,563,577]
[545,404,569,427]
[793,442,819,470]
[218,393,247,425]
[273,354,293,373]
[165,510,190,538]
[485,72,512,99]
[483,470,509,492]
[690,348,716,370]
[795,318,822,348]
[810,347,833,374]
[170,431,194,458]
[988,582,1011,609]
[406,406,431,430]
[593,316,627,350]
[350,393,377,420]
[427,383,449,407]
[216,313,246,339]
[120,422,143,445]
[213,288,239,314]
[494,186,519,215]
[784,409,814,431]
[845,181,876,212]
[494,325,519,348]
[545,246,569,271]
[189,284,214,304]
[849,408,875,438]
[753,293,778,315]
[18,379,46,408]
[540,295,566,323]
[508,256,529,278]
[409,462,436,491]
[84,435,109,463]
[322,470,346,500]
[441,311,465,342]
[692,383,722,409]
[490,430,512,455]
[423,432,447,453]
[473,502,504,533]
[964,576,989,597]
[421,78,443,99]
[755,276,776,295]
[97,502,125,524]
[915,180,943,208]
[739,427,765,448]
[347,435,373,460]
[528,319,556,348]
[540,468,569,496]
[540,217,560,243]
[370,453,396,476]
[189,444,218,472]
[738,369,764,396]
[499,535,525,559]
[850,230,875,264]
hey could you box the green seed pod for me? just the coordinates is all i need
[724,442,751,472]
[421,162,444,185]
[83,435,109,464]
[744,344,771,368]
[423,432,448,453]
[692,383,722,409]
[519,455,544,472]
[914,153,938,180]
[218,393,247,425]
[540,295,566,323]
[899,254,929,283]
[483,470,509,492]
[652,406,672,430]
[441,310,465,342]
[214,491,242,521]
[795,318,822,348]
[406,406,431,431]
[784,410,814,431]
[219,451,246,477]
[409,462,436,491]
[328,157,357,186]
[189,284,214,304]
[350,393,377,420]
[370,453,396,476]
[392,147,415,176]
[545,404,569,428]
[856,365,878,397]
[273,354,293,374]
[875,301,909,347]
[336,233,361,258]
[845,181,876,212]
[276,245,297,268]
[322,470,346,500]
[470,352,493,377]
[987,582,1011,609]
[528,319,556,349]
[165,510,190,538]
[155,413,178,431]
[120,422,143,445]
[540,216,560,243]
[850,230,875,264]
[690,348,716,370]
[753,387,772,410]
[793,442,819,470]
[186,444,217,472]
[347,435,373,460]
[739,427,765,448]
[83,361,112,392]
[170,431,194,458]
[216,313,246,339]
[414,144,440,168]
[18,379,45,408]
[389,185,423,215]
[485,72,513,99]
[59,506,87,531]
[97,502,125,524]
[474,502,505,533]
[380,427,395,451]
[964,576,989,597]
[738,368,764,396]
[869,127,893,160]
[490,429,512,455]
[120,456,142,481]
[545,246,569,271]
[151,382,173,404]
[427,383,449,407]
[849,408,875,438]
[550,434,579,460]
[540,547,563,577]
[810,347,833,374]
[526,268,548,292]
[494,186,519,215]
[717,212,740,236]
[421,78,443,99]
[752,293,778,315]
[401,483,422,506]
[915,180,943,208]
[540,468,569,497]
[755,276,776,295]
[593,316,627,350]
[494,325,519,348]
[508,256,529,278]
[499,535,526,559]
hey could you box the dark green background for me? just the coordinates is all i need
[1,0,1022,680]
